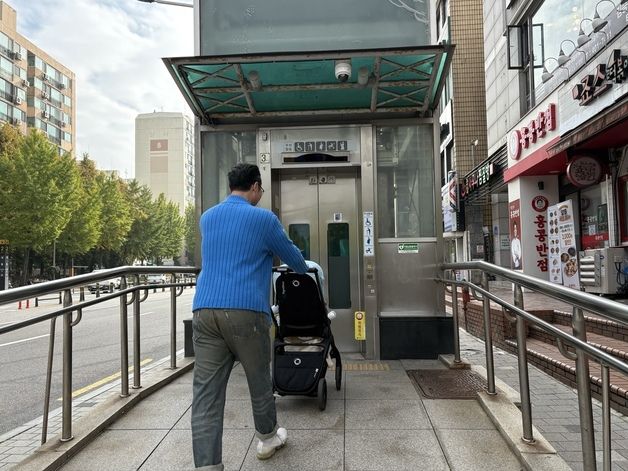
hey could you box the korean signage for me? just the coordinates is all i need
[547,201,580,289]
[461,163,497,198]
[509,200,522,270]
[572,49,627,106]
[558,32,628,136]
[566,156,604,188]
[532,212,548,273]
[508,103,557,160]
[442,173,460,233]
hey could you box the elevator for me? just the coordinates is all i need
[277,167,361,352]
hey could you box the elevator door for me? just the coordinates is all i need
[279,167,360,352]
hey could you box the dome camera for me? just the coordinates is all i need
[335,59,351,82]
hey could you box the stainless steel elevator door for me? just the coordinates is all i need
[279,167,360,352]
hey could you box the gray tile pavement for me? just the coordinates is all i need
[459,329,628,471]
[50,358,526,471]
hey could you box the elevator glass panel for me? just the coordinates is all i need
[327,223,351,309]
[289,224,310,260]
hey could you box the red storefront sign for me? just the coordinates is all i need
[566,155,604,188]
[509,103,557,160]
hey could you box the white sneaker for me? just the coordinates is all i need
[256,427,288,460]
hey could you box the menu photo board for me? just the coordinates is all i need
[547,201,580,289]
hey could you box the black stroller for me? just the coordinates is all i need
[271,267,342,410]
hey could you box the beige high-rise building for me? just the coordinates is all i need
[0,1,75,155]
[135,112,195,214]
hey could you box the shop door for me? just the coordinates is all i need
[279,167,360,352]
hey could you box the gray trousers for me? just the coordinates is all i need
[191,308,279,469]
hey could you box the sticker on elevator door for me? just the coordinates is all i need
[363,212,374,257]
[334,213,343,222]
[354,311,366,340]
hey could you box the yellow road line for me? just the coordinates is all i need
[58,358,153,400]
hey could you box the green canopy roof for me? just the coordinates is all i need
[163,46,453,125]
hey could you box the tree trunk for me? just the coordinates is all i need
[21,247,30,285]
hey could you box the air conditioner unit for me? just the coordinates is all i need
[579,247,628,295]
[59,83,66,90]
[13,51,22,61]
[42,73,49,82]
[21,79,29,87]
[41,92,49,100]
[61,121,67,127]
[42,110,49,119]
[14,97,22,105]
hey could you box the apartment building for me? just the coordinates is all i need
[135,112,194,214]
[0,1,75,155]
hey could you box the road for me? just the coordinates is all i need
[0,286,195,435]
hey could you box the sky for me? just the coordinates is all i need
[11,0,193,178]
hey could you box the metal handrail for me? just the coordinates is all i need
[443,260,628,325]
[440,260,628,471]
[0,266,198,446]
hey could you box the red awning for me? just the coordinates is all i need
[503,137,567,183]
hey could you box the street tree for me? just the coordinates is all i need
[0,128,80,281]
[148,194,185,263]
[57,155,104,260]
[119,180,155,264]
[96,174,133,254]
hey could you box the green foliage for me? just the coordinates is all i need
[96,173,133,252]
[0,125,189,277]
[57,155,104,256]
[149,194,185,261]
[119,180,155,263]
[0,128,80,251]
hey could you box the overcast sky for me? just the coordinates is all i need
[11,0,193,178]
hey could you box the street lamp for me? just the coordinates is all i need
[541,57,569,83]
[557,39,586,66]
[137,0,193,7]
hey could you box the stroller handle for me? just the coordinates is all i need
[273,266,319,274]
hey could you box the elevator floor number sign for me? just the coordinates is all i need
[354,311,366,340]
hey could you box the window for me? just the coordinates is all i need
[0,56,12,80]
[507,0,612,110]
[201,131,257,209]
[327,223,351,309]
[63,95,72,107]
[289,224,310,259]
[376,125,435,238]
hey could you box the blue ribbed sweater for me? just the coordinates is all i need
[192,195,308,315]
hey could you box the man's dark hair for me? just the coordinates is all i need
[228,163,261,191]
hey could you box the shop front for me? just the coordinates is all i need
[504,27,628,292]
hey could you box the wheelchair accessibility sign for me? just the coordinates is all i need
[354,311,366,340]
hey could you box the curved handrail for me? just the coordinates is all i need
[443,279,628,375]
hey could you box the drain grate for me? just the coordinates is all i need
[407,369,487,399]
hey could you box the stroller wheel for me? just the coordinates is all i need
[335,361,342,391]
[317,378,327,411]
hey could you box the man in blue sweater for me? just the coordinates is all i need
[191,163,308,470]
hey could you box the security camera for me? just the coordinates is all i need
[335,60,351,82]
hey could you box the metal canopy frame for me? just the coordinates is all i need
[164,45,454,125]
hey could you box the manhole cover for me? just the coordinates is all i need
[407,369,487,399]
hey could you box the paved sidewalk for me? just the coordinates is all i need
[459,329,628,471]
[49,357,526,471]
[0,351,185,470]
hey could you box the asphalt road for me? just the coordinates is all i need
[0,286,195,435]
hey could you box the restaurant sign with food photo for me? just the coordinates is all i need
[547,201,580,289]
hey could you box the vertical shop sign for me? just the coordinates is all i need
[547,204,563,285]
[532,195,549,272]
[547,201,580,289]
[509,200,522,270]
